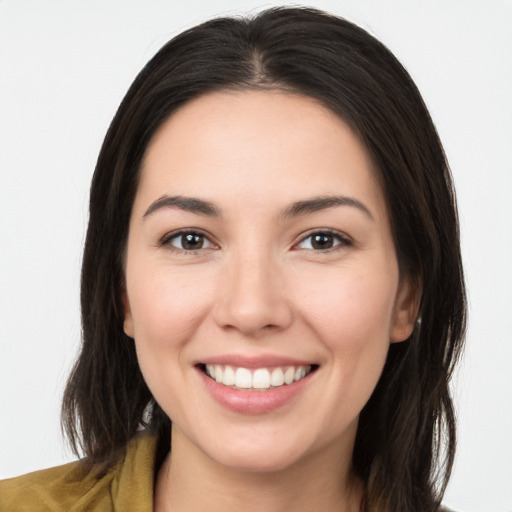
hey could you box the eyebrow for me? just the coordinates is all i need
[143,194,373,221]
[143,195,222,218]
[282,195,374,220]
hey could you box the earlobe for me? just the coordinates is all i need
[122,291,134,339]
[390,276,421,343]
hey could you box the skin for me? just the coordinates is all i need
[123,90,418,512]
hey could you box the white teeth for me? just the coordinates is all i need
[204,364,313,389]
[284,367,295,385]
[223,365,236,386]
[235,367,253,388]
[252,369,271,389]
[270,367,285,386]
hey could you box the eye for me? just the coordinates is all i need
[295,230,352,251]
[160,230,217,252]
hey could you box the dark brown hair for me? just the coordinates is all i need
[62,7,466,511]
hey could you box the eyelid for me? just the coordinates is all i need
[292,228,353,251]
[158,228,219,251]
[157,227,352,253]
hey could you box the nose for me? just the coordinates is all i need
[212,250,293,337]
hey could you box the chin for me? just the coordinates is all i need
[194,425,322,475]
[211,445,304,474]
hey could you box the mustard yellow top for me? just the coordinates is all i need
[0,434,459,512]
[0,433,158,512]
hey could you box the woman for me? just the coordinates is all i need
[0,7,465,512]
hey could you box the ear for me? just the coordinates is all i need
[390,276,421,343]
[122,289,135,339]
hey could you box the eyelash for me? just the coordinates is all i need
[293,229,353,253]
[158,228,352,254]
[158,229,218,255]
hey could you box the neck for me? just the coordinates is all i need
[154,425,363,512]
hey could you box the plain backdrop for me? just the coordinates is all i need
[1,1,511,511]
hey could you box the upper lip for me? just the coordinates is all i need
[196,354,318,369]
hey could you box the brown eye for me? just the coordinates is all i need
[296,231,351,251]
[311,233,334,250]
[179,233,205,250]
[163,231,216,252]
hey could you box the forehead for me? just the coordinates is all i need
[136,90,387,222]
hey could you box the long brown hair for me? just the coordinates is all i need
[62,7,466,511]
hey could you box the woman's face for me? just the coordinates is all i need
[123,90,417,473]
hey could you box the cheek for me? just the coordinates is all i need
[323,276,395,401]
[126,266,217,421]
[296,265,398,405]
[126,265,214,361]
[298,268,398,346]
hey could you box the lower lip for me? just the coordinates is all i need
[197,368,314,415]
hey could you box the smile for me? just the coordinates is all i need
[196,359,319,414]
[203,364,315,390]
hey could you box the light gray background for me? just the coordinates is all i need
[1,1,511,511]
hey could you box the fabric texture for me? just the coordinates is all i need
[0,433,157,512]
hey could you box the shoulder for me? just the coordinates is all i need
[0,433,158,512]
[0,458,106,512]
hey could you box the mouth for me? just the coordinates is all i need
[197,363,319,391]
